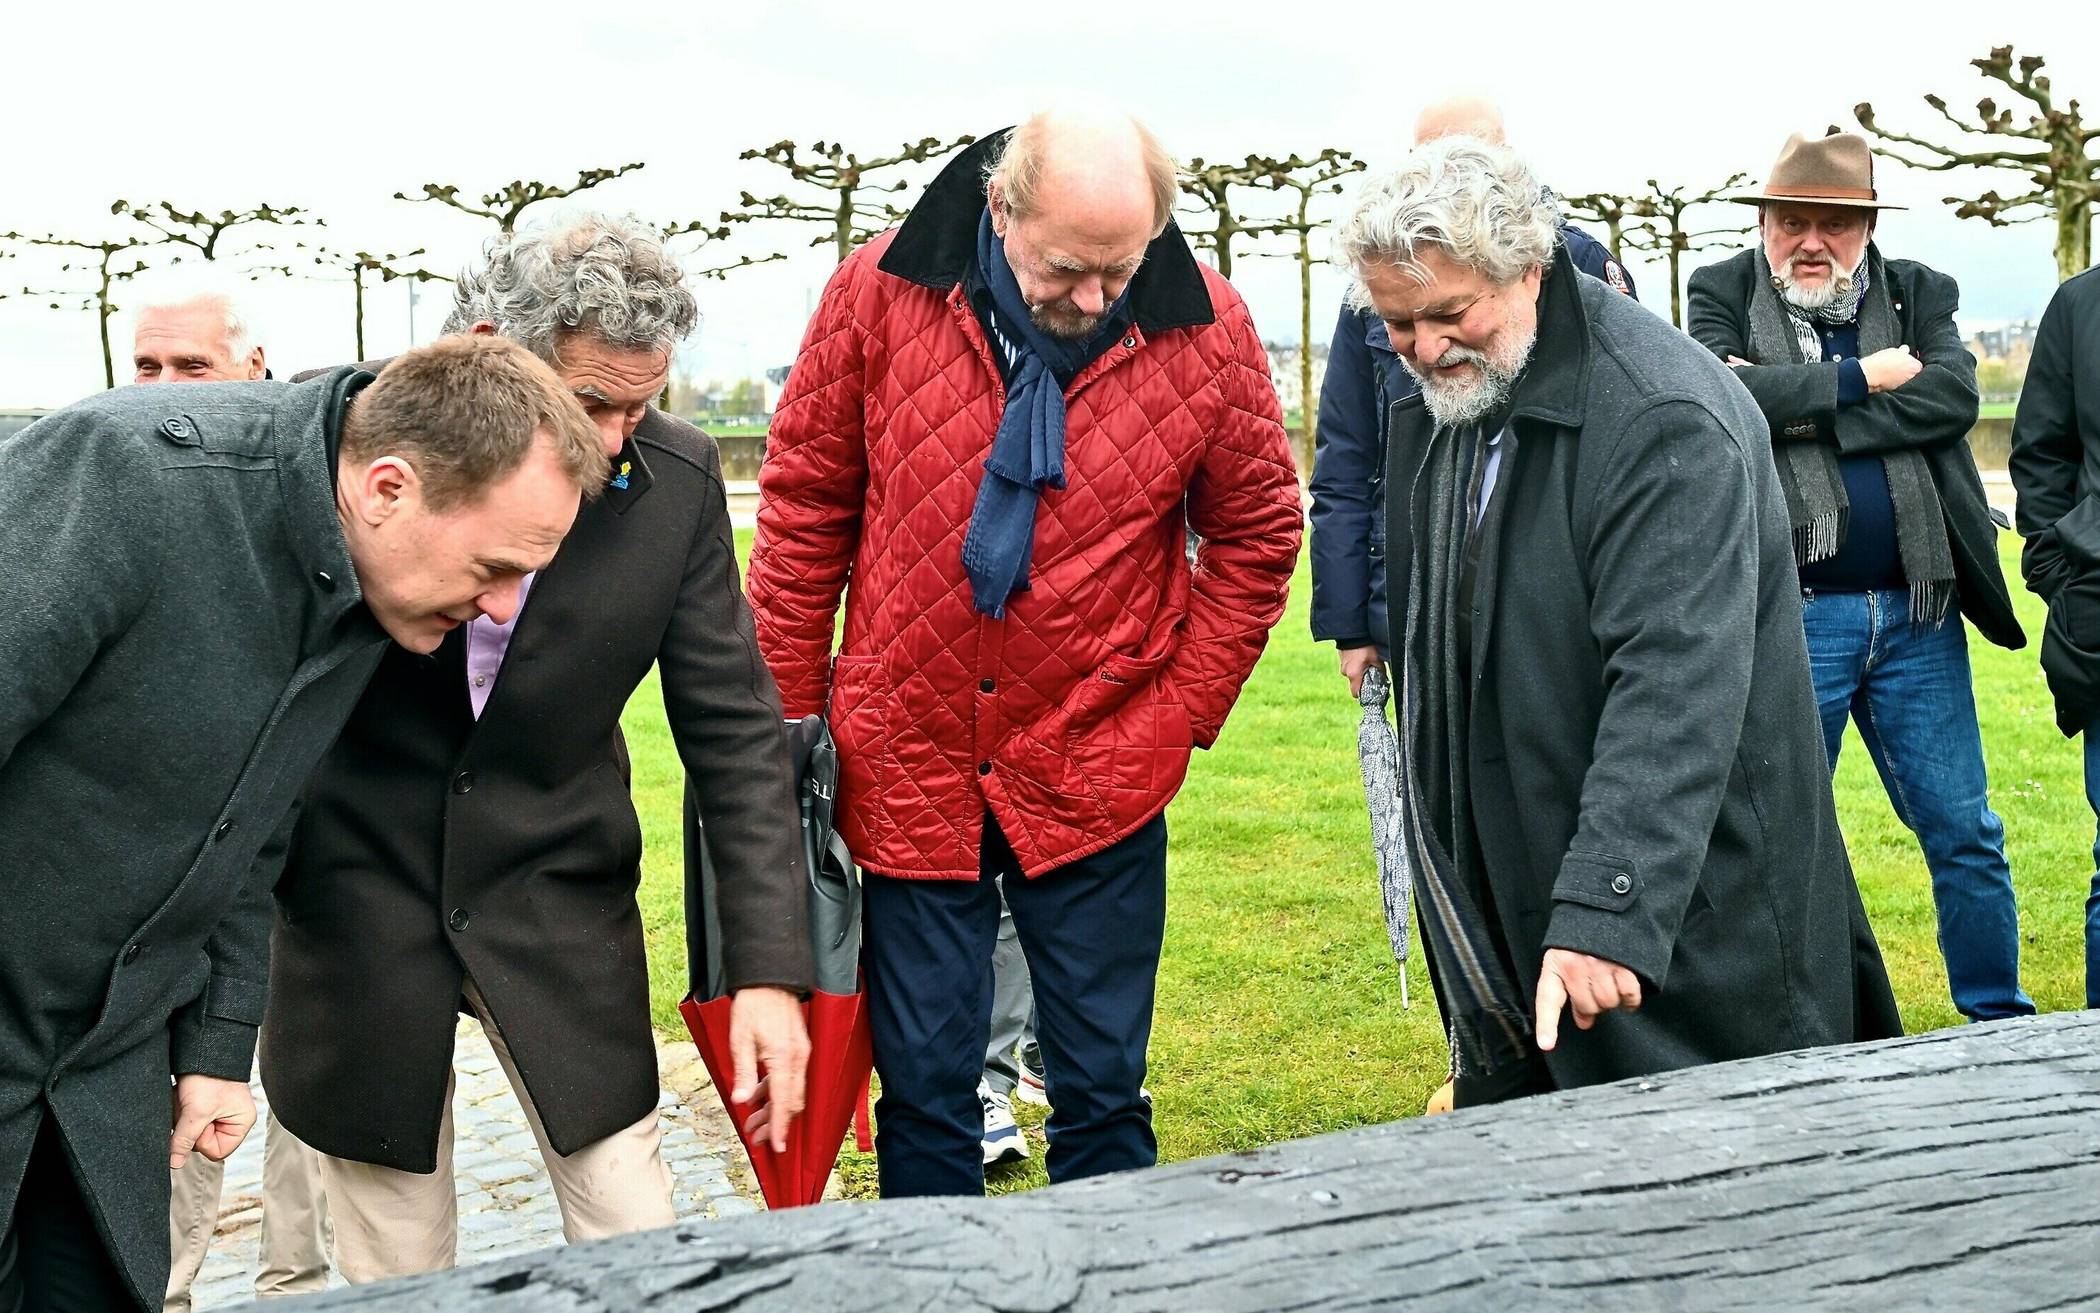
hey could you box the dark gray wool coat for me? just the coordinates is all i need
[1384,248,1903,1090]
[0,370,388,1309]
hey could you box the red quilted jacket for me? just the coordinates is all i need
[748,137,1302,880]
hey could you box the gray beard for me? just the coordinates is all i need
[1778,257,1858,315]
[1404,329,1537,428]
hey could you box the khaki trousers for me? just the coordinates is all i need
[164,1111,332,1310]
[319,979,675,1283]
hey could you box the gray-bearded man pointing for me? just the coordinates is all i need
[1338,138,1901,1106]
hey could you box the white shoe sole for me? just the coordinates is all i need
[982,1136,1030,1166]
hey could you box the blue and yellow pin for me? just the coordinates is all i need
[610,459,632,491]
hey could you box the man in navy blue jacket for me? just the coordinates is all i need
[1310,96,1637,691]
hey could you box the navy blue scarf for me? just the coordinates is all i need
[962,209,1132,618]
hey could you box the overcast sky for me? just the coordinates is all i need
[3,0,2094,407]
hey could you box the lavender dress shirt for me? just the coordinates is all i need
[465,572,536,718]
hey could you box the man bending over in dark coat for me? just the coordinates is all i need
[1333,138,1902,1107]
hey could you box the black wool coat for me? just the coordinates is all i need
[1384,250,1903,1090]
[1686,246,2023,651]
[0,373,388,1309]
[264,399,812,1173]
[2007,266,2100,732]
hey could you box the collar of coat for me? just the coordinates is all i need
[272,365,375,638]
[877,128,1217,335]
[1503,242,1593,434]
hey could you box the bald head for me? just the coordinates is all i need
[986,108,1178,340]
[1414,94,1507,147]
[990,109,1177,237]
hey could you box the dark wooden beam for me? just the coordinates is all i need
[297,1011,2100,1311]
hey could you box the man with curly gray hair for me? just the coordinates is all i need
[263,212,815,1280]
[1336,138,1900,1107]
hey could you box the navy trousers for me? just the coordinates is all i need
[863,813,1168,1197]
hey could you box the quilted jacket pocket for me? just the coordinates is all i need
[828,657,895,817]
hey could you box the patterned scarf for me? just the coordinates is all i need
[1748,244,1955,624]
[1394,418,1535,1081]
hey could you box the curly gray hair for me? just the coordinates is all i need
[1335,138,1561,300]
[444,211,698,362]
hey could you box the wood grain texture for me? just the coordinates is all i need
[296,1013,2100,1312]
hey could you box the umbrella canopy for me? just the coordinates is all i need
[1357,666,1412,1008]
[682,715,871,1208]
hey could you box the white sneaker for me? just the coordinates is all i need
[1015,1044,1050,1108]
[979,1081,1029,1166]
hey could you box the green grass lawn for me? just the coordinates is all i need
[620,529,2090,1198]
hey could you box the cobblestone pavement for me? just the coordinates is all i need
[188,1018,762,1308]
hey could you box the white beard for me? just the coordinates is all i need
[1778,256,1855,312]
[1402,322,1538,428]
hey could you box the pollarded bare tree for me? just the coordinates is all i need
[1621,175,1753,328]
[274,246,449,359]
[1178,155,1277,279]
[112,199,316,261]
[658,217,787,281]
[720,136,977,265]
[1,230,154,388]
[393,163,646,235]
[1242,149,1368,469]
[1559,192,1653,264]
[1854,45,2097,281]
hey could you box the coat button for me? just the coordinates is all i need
[159,417,194,441]
[979,678,996,693]
[1121,335,1137,349]
[453,771,474,795]
[449,908,470,932]
[313,570,336,591]
[215,821,235,841]
[1611,873,1632,895]
[978,761,993,776]
[122,944,142,965]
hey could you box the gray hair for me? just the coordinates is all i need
[444,211,698,363]
[1335,137,1561,303]
[133,269,262,360]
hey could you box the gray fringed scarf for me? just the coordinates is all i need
[1748,244,1955,624]
[1394,418,1534,1081]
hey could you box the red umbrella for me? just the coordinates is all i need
[678,986,869,1207]
[680,716,871,1209]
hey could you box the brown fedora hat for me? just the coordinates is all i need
[1730,132,1906,210]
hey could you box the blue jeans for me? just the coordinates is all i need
[1802,589,2033,1020]
[862,814,1166,1196]
[2076,723,2100,1008]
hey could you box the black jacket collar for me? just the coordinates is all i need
[1507,244,1592,433]
[877,128,1216,334]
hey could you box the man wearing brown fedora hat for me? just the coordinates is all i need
[1688,130,2033,1023]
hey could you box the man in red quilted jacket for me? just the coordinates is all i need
[749,109,1303,1196]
